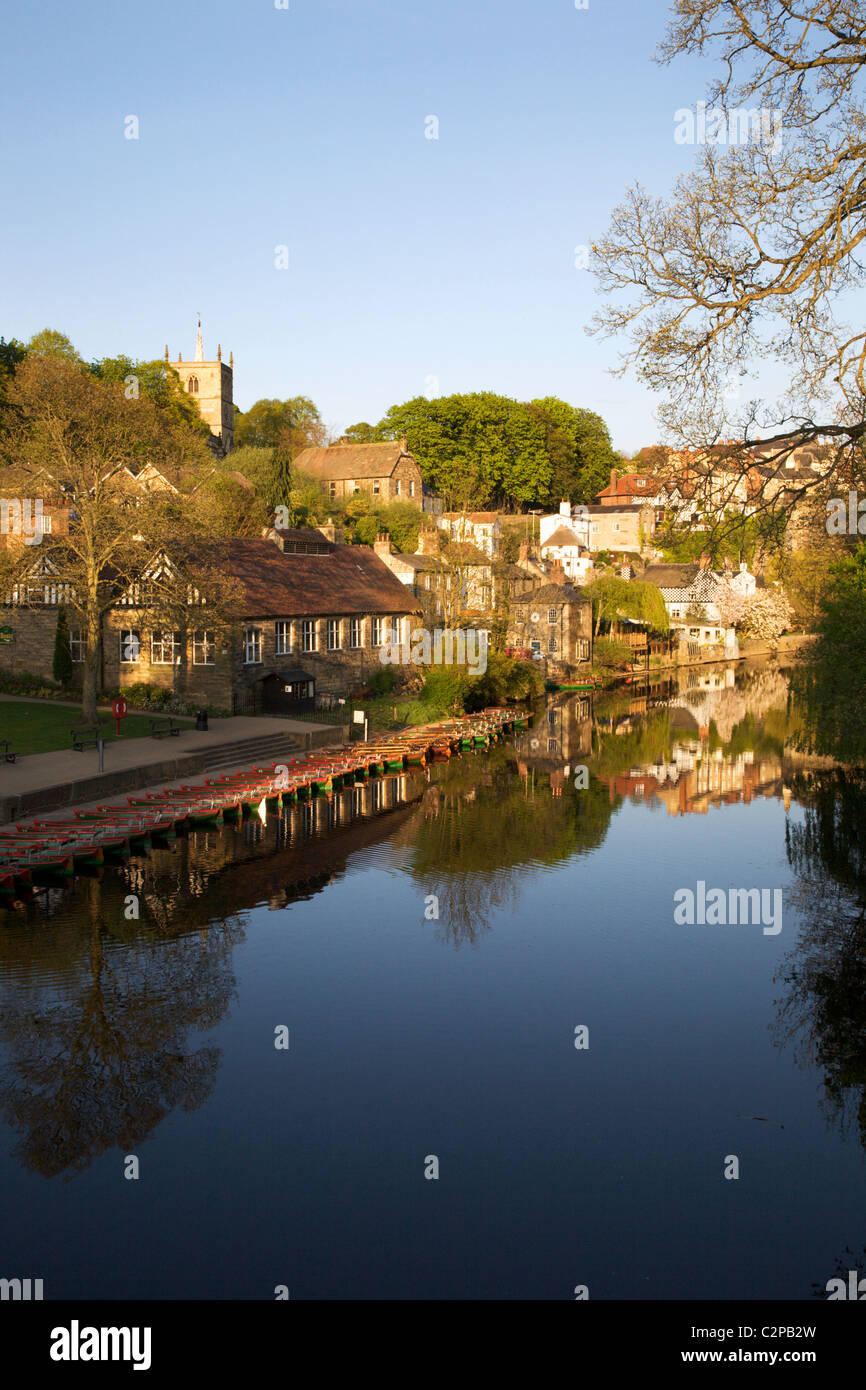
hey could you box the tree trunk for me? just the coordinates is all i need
[81,605,102,725]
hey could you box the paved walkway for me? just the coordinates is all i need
[0,714,329,802]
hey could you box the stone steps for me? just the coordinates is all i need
[202,733,303,773]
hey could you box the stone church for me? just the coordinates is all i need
[166,319,234,454]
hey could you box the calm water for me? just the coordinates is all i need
[1,661,865,1300]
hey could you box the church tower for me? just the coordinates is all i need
[166,318,234,453]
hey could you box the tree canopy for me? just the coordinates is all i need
[233,396,326,452]
[368,391,618,511]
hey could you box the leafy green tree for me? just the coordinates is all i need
[342,422,379,442]
[528,398,619,505]
[583,574,669,637]
[90,356,210,438]
[378,392,552,509]
[0,337,26,431]
[52,605,73,687]
[793,544,866,763]
[26,328,81,362]
[261,430,294,517]
[377,501,422,554]
[234,396,326,452]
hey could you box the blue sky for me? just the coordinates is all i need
[0,0,717,452]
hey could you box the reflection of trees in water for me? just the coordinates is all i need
[776,769,866,1150]
[410,749,615,946]
[0,874,243,1178]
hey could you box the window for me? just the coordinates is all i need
[371,616,385,647]
[689,628,700,638]
[548,608,558,625]
[613,522,620,531]
[515,607,525,622]
[69,629,86,663]
[394,480,401,497]
[41,514,52,535]
[577,638,590,660]
[409,480,415,497]
[670,607,681,618]
[193,629,215,665]
[275,620,292,655]
[373,480,380,496]
[327,619,341,650]
[548,709,558,725]
[120,629,140,663]
[547,738,559,752]
[329,482,337,500]
[350,618,362,649]
[243,626,262,664]
[151,630,179,665]
[548,636,558,654]
[302,620,317,653]
[530,639,542,655]
[187,376,199,394]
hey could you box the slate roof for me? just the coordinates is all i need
[292,441,413,481]
[542,525,583,549]
[389,553,445,572]
[642,564,702,589]
[175,538,422,618]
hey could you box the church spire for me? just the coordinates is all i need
[194,314,204,362]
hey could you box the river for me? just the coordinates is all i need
[1,660,864,1300]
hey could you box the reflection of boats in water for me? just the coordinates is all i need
[0,707,529,909]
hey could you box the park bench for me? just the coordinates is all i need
[70,723,103,752]
[1,738,17,764]
[149,716,181,739]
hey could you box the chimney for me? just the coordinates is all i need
[559,499,571,518]
[374,532,393,558]
[610,468,617,491]
[318,519,344,545]
[400,435,408,453]
[518,539,529,563]
[698,551,711,570]
[550,559,566,586]
[416,528,438,556]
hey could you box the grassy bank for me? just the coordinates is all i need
[0,701,193,756]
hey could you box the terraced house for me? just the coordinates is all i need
[1,527,422,713]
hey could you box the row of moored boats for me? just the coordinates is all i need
[0,707,527,900]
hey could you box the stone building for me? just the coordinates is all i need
[505,578,593,681]
[166,319,234,454]
[292,439,441,512]
[1,529,422,711]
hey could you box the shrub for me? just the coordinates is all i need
[369,664,401,696]
[593,638,633,671]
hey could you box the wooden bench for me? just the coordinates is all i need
[149,716,181,739]
[71,723,103,752]
[1,738,17,764]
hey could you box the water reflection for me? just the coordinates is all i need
[776,767,866,1150]
[0,660,856,1185]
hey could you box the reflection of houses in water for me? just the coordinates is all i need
[513,695,593,796]
[604,741,783,815]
